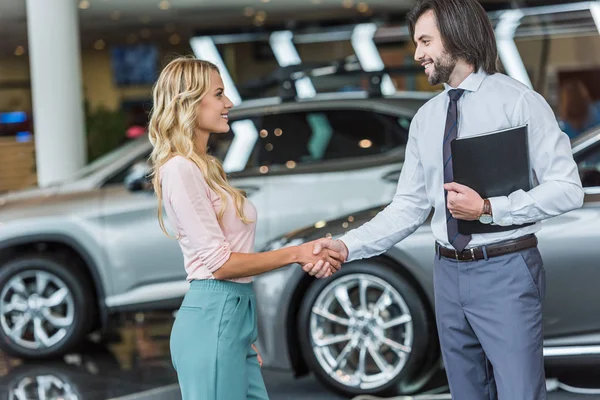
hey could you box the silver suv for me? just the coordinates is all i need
[0,92,430,359]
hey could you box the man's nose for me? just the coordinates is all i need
[414,45,423,62]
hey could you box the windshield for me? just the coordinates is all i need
[66,138,148,182]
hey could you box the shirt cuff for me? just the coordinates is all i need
[338,233,362,262]
[488,196,513,226]
[203,243,232,274]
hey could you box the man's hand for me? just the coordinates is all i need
[444,182,484,221]
[312,238,349,263]
[297,241,342,279]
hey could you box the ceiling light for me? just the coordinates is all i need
[260,166,269,174]
[359,139,372,148]
[244,7,255,17]
[357,2,369,13]
[169,34,181,45]
[110,11,121,20]
[159,0,170,10]
[78,0,90,10]
[94,40,105,50]
[342,222,349,228]
[14,46,25,56]
[274,128,283,136]
[265,143,274,151]
[286,160,296,169]
[591,2,600,34]
[342,0,354,8]
[261,0,270,3]
[260,129,268,138]
[348,216,355,222]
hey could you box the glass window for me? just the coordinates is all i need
[207,116,263,172]
[577,142,600,188]
[104,151,151,186]
[257,110,409,168]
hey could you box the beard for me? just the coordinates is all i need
[427,51,457,85]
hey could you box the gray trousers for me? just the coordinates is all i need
[434,245,547,400]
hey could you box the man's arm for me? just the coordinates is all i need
[315,116,432,262]
[487,91,584,226]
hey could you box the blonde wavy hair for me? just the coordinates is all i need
[148,56,252,237]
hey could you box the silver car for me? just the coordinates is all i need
[0,92,429,360]
[254,126,600,397]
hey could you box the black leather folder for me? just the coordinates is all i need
[450,124,534,234]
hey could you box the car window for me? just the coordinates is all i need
[208,117,263,172]
[257,110,409,168]
[103,151,151,186]
[577,141,600,188]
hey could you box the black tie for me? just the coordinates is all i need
[443,89,471,252]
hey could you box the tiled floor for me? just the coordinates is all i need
[1,312,600,400]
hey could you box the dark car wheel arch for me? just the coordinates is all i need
[290,256,438,397]
[0,253,97,359]
[0,235,107,328]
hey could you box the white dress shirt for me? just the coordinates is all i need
[340,70,584,261]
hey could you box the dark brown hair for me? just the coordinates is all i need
[407,0,499,75]
[560,79,592,130]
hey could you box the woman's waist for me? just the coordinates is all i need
[187,277,255,295]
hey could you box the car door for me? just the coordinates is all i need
[254,107,412,244]
[538,135,600,336]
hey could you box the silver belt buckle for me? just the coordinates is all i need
[470,248,476,260]
[455,250,459,261]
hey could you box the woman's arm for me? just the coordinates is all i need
[162,159,341,281]
[212,241,341,280]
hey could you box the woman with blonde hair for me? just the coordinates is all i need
[148,56,343,400]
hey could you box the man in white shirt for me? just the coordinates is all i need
[312,0,584,398]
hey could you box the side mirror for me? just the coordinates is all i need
[125,161,152,192]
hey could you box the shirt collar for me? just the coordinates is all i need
[443,69,487,93]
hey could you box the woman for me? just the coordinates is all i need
[559,79,600,139]
[148,57,342,400]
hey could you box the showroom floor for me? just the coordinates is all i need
[1,312,600,400]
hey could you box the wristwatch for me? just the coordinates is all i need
[479,199,493,224]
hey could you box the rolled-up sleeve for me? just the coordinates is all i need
[162,159,231,273]
[488,91,584,226]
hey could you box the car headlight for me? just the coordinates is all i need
[261,237,307,252]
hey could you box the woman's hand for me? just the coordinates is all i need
[296,241,343,278]
[252,343,263,367]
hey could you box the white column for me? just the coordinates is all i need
[26,0,86,187]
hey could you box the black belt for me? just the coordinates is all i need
[436,235,538,262]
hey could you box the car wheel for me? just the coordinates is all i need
[297,260,432,397]
[0,254,95,359]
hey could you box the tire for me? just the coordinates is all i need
[1,363,85,398]
[0,253,96,359]
[297,259,432,398]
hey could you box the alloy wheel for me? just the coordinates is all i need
[309,273,414,390]
[1,270,75,350]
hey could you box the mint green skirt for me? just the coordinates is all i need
[170,279,269,400]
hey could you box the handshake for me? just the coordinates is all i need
[295,238,349,279]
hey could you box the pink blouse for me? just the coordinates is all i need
[159,156,257,283]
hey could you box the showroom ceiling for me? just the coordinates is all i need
[0,0,591,57]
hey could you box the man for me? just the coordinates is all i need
[310,0,584,398]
